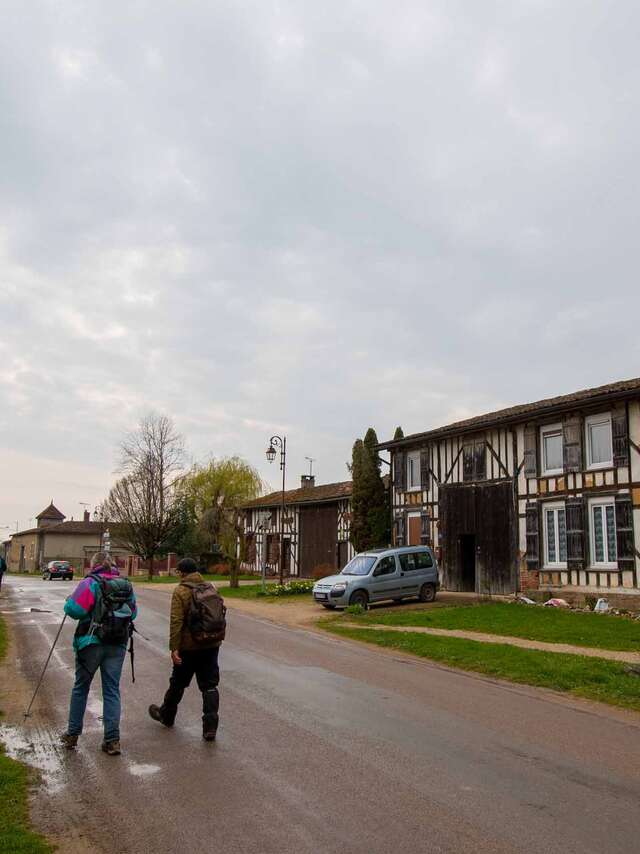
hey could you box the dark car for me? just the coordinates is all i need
[43,560,74,581]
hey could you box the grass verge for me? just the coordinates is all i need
[132,573,257,584]
[323,621,640,712]
[351,602,640,652]
[0,615,54,853]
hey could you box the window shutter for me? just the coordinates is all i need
[474,442,486,480]
[523,425,537,477]
[612,413,629,468]
[393,451,406,492]
[525,504,539,569]
[463,445,473,482]
[420,450,430,492]
[565,497,586,570]
[563,416,582,473]
[615,495,634,571]
[394,515,405,546]
[420,512,429,545]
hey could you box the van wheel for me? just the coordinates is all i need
[419,583,436,603]
[349,590,368,608]
[322,604,336,610]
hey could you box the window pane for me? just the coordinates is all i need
[414,551,433,569]
[605,505,617,562]
[589,421,612,465]
[593,506,604,562]
[544,432,563,471]
[546,510,557,563]
[558,509,567,562]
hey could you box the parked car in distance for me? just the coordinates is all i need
[42,560,74,581]
[312,546,439,610]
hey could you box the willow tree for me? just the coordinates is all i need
[177,457,264,588]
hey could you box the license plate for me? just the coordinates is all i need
[314,593,328,600]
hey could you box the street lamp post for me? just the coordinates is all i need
[266,435,287,585]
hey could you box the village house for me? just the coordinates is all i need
[242,476,354,578]
[379,377,640,599]
[6,502,131,574]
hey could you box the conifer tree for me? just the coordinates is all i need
[349,439,368,552]
[393,426,404,440]
[363,428,390,548]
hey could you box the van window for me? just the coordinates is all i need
[400,551,433,572]
[373,556,397,576]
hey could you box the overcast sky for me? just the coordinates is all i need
[1,1,639,530]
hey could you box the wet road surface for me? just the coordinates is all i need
[2,574,640,854]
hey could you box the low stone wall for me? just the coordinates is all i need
[526,587,640,613]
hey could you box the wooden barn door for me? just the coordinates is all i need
[440,482,516,594]
[298,504,339,578]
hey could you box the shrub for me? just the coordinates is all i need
[344,604,365,617]
[262,580,315,597]
[585,595,597,611]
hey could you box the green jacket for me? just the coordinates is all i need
[170,572,221,652]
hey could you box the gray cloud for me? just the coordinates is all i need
[1,0,639,526]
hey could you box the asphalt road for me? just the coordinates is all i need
[2,574,640,854]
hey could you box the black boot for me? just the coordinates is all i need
[202,688,219,741]
[148,704,174,728]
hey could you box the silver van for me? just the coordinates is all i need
[312,546,439,610]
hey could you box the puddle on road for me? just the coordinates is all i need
[0,724,67,794]
[128,762,161,777]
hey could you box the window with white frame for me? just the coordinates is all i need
[406,451,421,491]
[585,413,613,470]
[589,498,617,567]
[543,503,567,567]
[540,423,563,475]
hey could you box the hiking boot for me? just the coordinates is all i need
[148,704,173,728]
[101,740,121,756]
[60,733,78,750]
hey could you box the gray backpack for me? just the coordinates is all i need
[183,582,226,644]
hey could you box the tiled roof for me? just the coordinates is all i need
[11,520,106,538]
[243,480,353,509]
[36,502,65,521]
[379,376,640,449]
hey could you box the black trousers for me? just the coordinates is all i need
[161,647,220,731]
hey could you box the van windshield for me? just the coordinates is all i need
[340,556,377,576]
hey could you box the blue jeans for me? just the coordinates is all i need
[67,644,126,742]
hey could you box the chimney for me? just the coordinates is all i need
[301,475,315,489]
[84,510,90,523]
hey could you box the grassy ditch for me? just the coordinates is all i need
[0,615,54,854]
[324,621,640,712]
[351,602,640,652]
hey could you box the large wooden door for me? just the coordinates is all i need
[408,514,422,546]
[298,503,339,577]
[439,481,516,594]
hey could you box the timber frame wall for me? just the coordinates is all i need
[242,498,353,577]
[382,388,640,594]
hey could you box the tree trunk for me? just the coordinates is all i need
[149,553,154,582]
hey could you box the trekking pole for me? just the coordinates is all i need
[23,614,67,720]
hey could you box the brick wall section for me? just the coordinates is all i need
[519,568,540,591]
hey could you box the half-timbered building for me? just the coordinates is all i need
[242,477,354,578]
[378,377,640,597]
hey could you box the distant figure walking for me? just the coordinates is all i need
[60,552,137,756]
[0,553,6,592]
[149,557,225,741]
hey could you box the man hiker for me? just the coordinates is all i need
[149,557,225,741]
[60,552,137,756]
[0,553,6,592]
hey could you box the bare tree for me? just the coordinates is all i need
[104,414,185,579]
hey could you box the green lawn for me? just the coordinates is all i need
[324,622,640,711]
[352,602,640,652]
[132,573,258,584]
[0,615,54,854]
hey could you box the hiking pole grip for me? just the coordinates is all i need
[23,614,68,719]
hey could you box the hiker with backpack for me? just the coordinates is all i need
[60,552,137,756]
[149,557,225,741]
